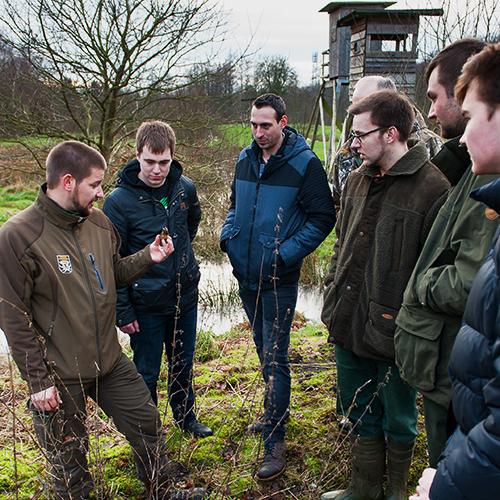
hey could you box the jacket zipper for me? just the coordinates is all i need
[247,179,261,283]
[72,232,102,371]
[88,253,105,291]
[162,189,183,269]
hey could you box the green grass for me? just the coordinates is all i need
[300,228,337,286]
[0,135,60,148]
[0,187,37,226]
[0,444,45,499]
[217,123,252,149]
[217,123,340,162]
[0,325,428,499]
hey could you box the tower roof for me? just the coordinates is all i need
[336,7,443,26]
[319,1,395,13]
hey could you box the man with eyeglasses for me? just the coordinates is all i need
[321,91,450,500]
[331,75,442,214]
[103,121,213,439]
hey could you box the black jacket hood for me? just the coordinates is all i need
[116,158,183,189]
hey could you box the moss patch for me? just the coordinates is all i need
[0,325,428,498]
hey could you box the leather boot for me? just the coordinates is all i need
[256,442,286,481]
[182,418,213,438]
[385,439,415,500]
[321,435,385,500]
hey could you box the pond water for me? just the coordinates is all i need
[0,259,324,354]
[197,261,323,333]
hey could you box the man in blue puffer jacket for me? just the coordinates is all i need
[411,43,500,500]
[220,93,335,480]
[104,121,212,438]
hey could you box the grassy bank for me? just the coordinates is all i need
[0,187,37,226]
[217,123,338,163]
[0,324,427,499]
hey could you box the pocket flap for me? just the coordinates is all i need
[398,306,444,341]
[369,301,399,333]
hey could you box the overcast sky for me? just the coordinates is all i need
[221,0,330,86]
[219,0,443,85]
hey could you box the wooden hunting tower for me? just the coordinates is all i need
[320,0,442,122]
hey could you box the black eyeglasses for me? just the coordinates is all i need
[349,126,387,143]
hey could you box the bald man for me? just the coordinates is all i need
[332,76,442,213]
[352,75,395,103]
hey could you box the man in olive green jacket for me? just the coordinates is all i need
[0,141,205,499]
[321,91,449,500]
[395,39,499,469]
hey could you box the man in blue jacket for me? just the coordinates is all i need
[220,93,335,480]
[104,121,212,438]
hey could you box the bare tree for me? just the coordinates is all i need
[419,0,500,57]
[254,55,298,96]
[0,0,230,162]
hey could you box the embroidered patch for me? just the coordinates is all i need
[56,255,73,274]
[485,208,499,221]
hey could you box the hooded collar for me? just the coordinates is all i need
[470,178,500,214]
[35,183,87,229]
[430,136,470,186]
[116,158,183,190]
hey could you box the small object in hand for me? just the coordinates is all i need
[160,227,169,242]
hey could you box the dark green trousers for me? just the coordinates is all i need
[422,396,450,468]
[335,345,418,444]
[32,353,169,499]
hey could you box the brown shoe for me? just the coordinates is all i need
[256,442,286,481]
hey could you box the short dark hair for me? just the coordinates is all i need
[252,93,287,121]
[425,38,486,97]
[136,120,176,155]
[46,141,106,189]
[455,42,500,116]
[348,90,415,142]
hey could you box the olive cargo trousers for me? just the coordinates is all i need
[31,353,170,499]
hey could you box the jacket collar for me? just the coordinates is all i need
[36,184,87,229]
[247,126,311,177]
[470,178,500,213]
[430,136,470,186]
[358,142,429,178]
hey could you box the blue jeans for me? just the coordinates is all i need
[239,283,298,448]
[335,345,418,444]
[130,306,197,424]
